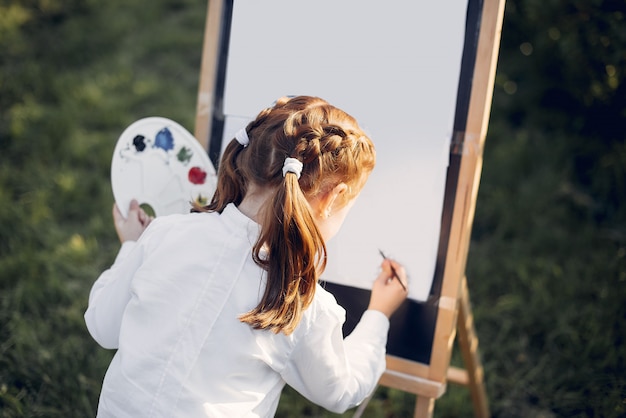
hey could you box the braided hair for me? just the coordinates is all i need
[198,96,376,334]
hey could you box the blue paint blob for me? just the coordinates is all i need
[154,127,175,151]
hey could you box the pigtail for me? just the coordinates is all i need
[191,140,246,214]
[240,169,326,334]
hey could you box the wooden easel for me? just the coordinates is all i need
[193,1,506,416]
[372,1,505,416]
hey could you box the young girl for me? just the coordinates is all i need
[85,96,408,417]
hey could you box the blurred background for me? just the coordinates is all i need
[0,0,624,417]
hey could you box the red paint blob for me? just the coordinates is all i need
[188,167,207,185]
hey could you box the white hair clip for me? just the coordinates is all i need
[282,157,303,179]
[234,128,249,147]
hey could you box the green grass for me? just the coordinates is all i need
[1,1,624,417]
[467,122,626,417]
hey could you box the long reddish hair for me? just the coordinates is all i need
[197,96,375,334]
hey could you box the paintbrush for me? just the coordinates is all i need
[378,249,407,291]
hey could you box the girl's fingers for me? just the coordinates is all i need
[381,259,408,289]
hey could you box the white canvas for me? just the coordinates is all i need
[222,0,468,301]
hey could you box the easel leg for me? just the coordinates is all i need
[414,396,434,418]
[457,276,489,418]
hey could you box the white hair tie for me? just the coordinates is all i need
[234,128,249,147]
[282,157,303,179]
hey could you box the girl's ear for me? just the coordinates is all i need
[317,183,349,218]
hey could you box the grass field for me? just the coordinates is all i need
[1,1,624,417]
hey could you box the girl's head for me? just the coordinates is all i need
[202,95,375,334]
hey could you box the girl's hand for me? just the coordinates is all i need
[368,258,409,318]
[112,199,153,243]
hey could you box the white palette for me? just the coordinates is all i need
[111,117,217,218]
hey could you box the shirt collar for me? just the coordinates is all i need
[222,203,261,241]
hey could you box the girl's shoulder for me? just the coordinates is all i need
[300,283,346,327]
[135,212,219,248]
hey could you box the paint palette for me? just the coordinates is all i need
[111,117,217,218]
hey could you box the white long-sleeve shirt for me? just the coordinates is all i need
[85,203,389,417]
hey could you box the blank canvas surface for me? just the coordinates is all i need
[222,0,468,301]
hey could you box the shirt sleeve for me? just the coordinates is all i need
[84,240,144,349]
[280,308,389,414]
